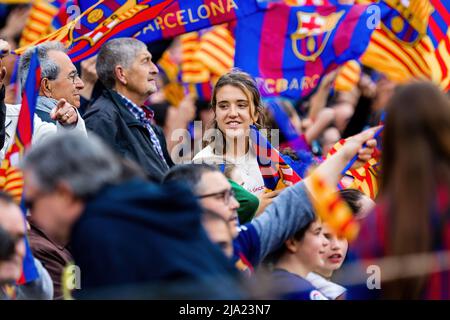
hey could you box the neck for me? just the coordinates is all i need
[315,268,333,280]
[114,85,146,107]
[275,254,311,279]
[224,136,249,159]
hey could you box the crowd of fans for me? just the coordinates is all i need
[1,3,450,300]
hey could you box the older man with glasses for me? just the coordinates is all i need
[1,40,87,161]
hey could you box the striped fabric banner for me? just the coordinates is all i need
[19,0,64,47]
[334,60,361,91]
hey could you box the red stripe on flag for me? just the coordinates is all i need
[204,0,237,26]
[432,0,450,24]
[429,18,446,43]
[371,37,416,75]
[435,49,448,80]
[332,5,367,57]
[258,4,291,82]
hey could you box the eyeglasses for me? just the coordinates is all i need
[67,71,82,84]
[197,188,236,205]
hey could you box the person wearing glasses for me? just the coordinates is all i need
[1,41,87,161]
[163,126,379,276]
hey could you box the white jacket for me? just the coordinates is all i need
[1,104,87,161]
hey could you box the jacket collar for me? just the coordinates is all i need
[106,89,143,127]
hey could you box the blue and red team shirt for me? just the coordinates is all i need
[233,223,261,276]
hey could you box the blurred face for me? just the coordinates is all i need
[197,172,240,238]
[0,202,26,284]
[357,194,376,220]
[214,85,258,140]
[202,218,234,258]
[293,220,329,274]
[321,127,341,156]
[45,50,85,107]
[124,49,159,100]
[23,170,83,245]
[316,223,348,277]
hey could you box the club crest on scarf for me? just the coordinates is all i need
[291,10,344,61]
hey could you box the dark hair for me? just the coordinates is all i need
[0,191,14,205]
[162,164,220,193]
[338,189,365,216]
[381,81,450,299]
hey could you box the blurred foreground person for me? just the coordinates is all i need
[0,192,53,300]
[22,133,243,299]
[350,82,450,299]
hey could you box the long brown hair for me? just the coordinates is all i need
[204,69,266,150]
[381,81,450,299]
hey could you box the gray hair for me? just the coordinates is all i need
[22,132,123,200]
[96,38,147,89]
[19,41,67,88]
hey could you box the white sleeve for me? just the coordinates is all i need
[33,109,87,145]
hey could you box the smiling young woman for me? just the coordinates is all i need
[192,70,270,197]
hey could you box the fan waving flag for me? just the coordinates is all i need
[249,125,301,191]
[0,49,41,284]
[234,2,382,99]
[16,0,263,63]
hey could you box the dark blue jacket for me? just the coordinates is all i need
[70,178,244,299]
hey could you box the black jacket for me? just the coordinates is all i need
[83,89,174,182]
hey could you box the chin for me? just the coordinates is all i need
[223,128,247,140]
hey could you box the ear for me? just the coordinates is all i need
[40,78,53,98]
[285,238,298,254]
[114,65,127,86]
[56,181,76,203]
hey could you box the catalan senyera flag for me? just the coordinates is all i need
[308,170,360,242]
[180,23,234,100]
[327,138,381,200]
[249,125,302,191]
[0,49,41,285]
[19,0,65,47]
[234,2,382,99]
[157,50,185,106]
[180,31,210,84]
[334,60,361,91]
[196,23,235,77]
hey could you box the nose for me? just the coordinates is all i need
[228,104,239,117]
[76,77,85,90]
[150,61,159,75]
[321,234,330,248]
[229,195,240,210]
[330,239,340,251]
[15,239,25,260]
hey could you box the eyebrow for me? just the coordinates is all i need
[218,99,249,104]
